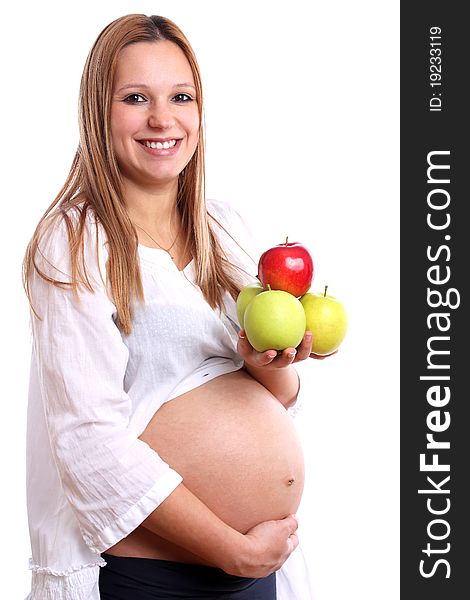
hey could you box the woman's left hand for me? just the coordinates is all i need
[237,330,337,370]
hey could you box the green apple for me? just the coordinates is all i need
[243,289,306,352]
[236,281,264,328]
[300,287,348,355]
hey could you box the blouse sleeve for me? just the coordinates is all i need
[28,210,183,553]
[207,198,262,284]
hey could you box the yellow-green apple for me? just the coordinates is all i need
[258,238,314,297]
[236,281,264,328]
[300,287,348,355]
[244,289,306,352]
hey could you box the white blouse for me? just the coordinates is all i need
[25,198,313,599]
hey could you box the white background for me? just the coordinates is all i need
[1,1,399,598]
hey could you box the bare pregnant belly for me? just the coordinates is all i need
[106,369,305,563]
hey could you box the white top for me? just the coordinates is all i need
[25,198,313,599]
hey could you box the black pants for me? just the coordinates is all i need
[99,553,277,600]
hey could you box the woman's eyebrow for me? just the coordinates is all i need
[115,82,196,93]
[174,83,196,90]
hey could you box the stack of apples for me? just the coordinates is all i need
[236,239,348,356]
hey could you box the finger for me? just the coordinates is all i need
[238,331,277,366]
[291,513,299,530]
[237,330,262,360]
[237,330,253,356]
[260,350,278,366]
[274,347,297,367]
[294,331,313,361]
[283,513,299,534]
[288,532,299,552]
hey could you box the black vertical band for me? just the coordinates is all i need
[401,3,468,598]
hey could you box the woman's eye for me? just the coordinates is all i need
[173,93,193,103]
[123,94,147,104]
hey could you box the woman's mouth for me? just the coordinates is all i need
[137,138,182,156]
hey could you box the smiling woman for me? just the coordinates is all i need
[110,41,200,193]
[22,13,314,600]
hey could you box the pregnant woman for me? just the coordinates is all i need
[24,14,318,600]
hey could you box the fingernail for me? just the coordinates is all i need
[305,332,312,340]
[239,331,246,339]
[267,351,277,359]
[287,350,296,358]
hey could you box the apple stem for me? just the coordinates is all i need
[324,285,328,297]
[267,284,272,291]
[285,236,288,246]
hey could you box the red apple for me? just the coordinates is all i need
[258,238,314,297]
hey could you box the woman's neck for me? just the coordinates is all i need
[122,178,180,230]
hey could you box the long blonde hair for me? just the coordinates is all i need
[23,14,248,335]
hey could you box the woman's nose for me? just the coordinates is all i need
[148,101,175,129]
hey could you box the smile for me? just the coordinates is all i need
[137,138,182,157]
[140,139,178,149]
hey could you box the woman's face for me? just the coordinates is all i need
[110,41,200,190]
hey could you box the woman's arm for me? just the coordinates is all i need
[29,213,184,552]
[239,330,313,409]
[140,482,299,578]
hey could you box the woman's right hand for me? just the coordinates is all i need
[225,514,299,578]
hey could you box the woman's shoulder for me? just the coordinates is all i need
[32,201,106,282]
[206,198,250,234]
[206,197,232,219]
[206,198,261,269]
[37,201,97,239]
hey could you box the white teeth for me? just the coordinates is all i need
[144,139,177,149]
